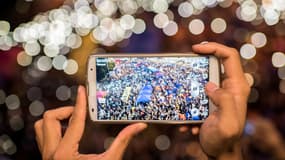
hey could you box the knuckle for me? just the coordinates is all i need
[53,150,64,160]
[229,47,239,55]
[43,110,53,120]
[34,119,43,130]
[219,91,233,100]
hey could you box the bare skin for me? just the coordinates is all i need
[192,42,250,159]
[34,86,147,160]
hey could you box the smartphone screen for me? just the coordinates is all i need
[95,56,209,121]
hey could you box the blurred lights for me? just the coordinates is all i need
[280,80,285,94]
[24,41,41,56]
[37,56,53,71]
[63,59,79,75]
[155,135,171,151]
[9,115,24,131]
[132,19,146,34]
[250,32,267,48]
[52,55,67,70]
[0,135,17,155]
[27,87,42,101]
[29,100,45,117]
[272,52,285,68]
[120,15,135,30]
[210,18,227,34]
[5,95,20,110]
[202,0,217,7]
[0,21,10,36]
[178,2,193,18]
[56,85,71,101]
[245,73,254,87]
[278,67,285,80]
[162,21,178,36]
[44,45,60,57]
[189,19,205,35]
[152,0,169,13]
[240,44,256,60]
[17,51,33,67]
[154,13,169,29]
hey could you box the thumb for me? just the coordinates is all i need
[61,85,87,145]
[106,123,147,160]
[205,82,235,114]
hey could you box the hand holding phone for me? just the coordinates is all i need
[34,86,147,160]
[192,42,250,158]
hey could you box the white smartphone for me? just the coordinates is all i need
[87,53,220,124]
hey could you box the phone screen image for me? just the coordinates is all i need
[95,56,209,121]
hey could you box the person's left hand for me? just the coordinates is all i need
[34,86,147,160]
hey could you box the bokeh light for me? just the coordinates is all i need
[162,21,178,36]
[155,135,171,151]
[152,0,169,13]
[278,67,285,80]
[245,73,254,87]
[5,95,20,110]
[280,80,285,94]
[0,21,10,36]
[0,135,17,155]
[154,13,169,29]
[132,19,146,34]
[178,2,193,18]
[9,115,24,131]
[251,32,267,48]
[56,85,71,101]
[120,14,135,30]
[210,18,227,34]
[17,51,33,67]
[24,41,41,56]
[189,19,205,35]
[52,55,67,70]
[27,87,42,101]
[240,44,256,60]
[63,59,79,75]
[37,56,53,71]
[29,100,45,117]
[272,52,285,68]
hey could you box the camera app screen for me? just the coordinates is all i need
[96,56,209,121]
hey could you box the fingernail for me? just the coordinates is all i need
[78,85,83,94]
[136,123,147,131]
[200,41,209,45]
[206,82,218,93]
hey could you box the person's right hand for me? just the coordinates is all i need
[192,42,250,158]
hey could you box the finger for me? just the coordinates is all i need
[179,126,189,133]
[106,123,147,159]
[191,127,200,135]
[205,82,236,114]
[42,107,74,158]
[34,119,44,152]
[192,42,244,80]
[61,85,87,146]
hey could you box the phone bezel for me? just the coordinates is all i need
[87,53,220,124]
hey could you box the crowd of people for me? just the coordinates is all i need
[96,57,209,121]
